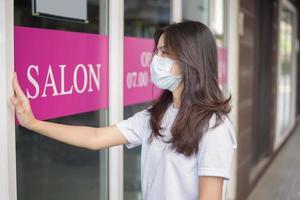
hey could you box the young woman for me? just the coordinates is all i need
[11,20,237,200]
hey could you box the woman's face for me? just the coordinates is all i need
[156,34,182,77]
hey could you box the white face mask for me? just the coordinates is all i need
[150,55,182,91]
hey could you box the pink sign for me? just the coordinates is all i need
[124,36,161,106]
[14,26,228,122]
[123,40,228,105]
[217,47,228,85]
[14,26,109,121]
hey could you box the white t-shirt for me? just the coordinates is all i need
[116,103,237,200]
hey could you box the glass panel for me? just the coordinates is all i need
[14,1,109,200]
[275,3,297,148]
[182,0,209,25]
[209,0,227,48]
[124,0,171,38]
[182,0,229,89]
[123,0,171,199]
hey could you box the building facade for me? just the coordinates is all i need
[237,0,299,199]
[0,0,299,200]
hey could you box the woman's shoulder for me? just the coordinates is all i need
[204,113,237,149]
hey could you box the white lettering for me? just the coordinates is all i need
[141,51,153,67]
[59,64,73,95]
[88,64,101,92]
[41,65,59,97]
[73,64,88,94]
[25,63,102,98]
[26,65,40,99]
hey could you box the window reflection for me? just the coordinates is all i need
[276,5,297,146]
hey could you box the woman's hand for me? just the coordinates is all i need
[9,73,128,150]
[10,72,37,129]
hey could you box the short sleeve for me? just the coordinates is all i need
[115,108,151,149]
[197,115,237,180]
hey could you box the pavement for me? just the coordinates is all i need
[247,123,300,200]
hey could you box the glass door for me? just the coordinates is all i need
[123,0,171,199]
[14,0,109,199]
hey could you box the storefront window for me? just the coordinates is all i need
[123,0,171,199]
[14,1,109,200]
[275,1,297,149]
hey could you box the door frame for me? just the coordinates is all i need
[108,0,124,200]
[108,0,184,199]
[226,0,239,199]
[0,0,17,200]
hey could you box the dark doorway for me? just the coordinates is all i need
[251,0,273,164]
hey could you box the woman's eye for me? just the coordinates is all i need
[154,49,167,55]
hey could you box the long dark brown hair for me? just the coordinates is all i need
[147,20,232,157]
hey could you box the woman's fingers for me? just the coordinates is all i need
[12,72,27,101]
[10,96,17,107]
[10,73,36,128]
[10,96,25,114]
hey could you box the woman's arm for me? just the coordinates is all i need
[10,72,128,150]
[27,121,128,150]
[198,176,224,200]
